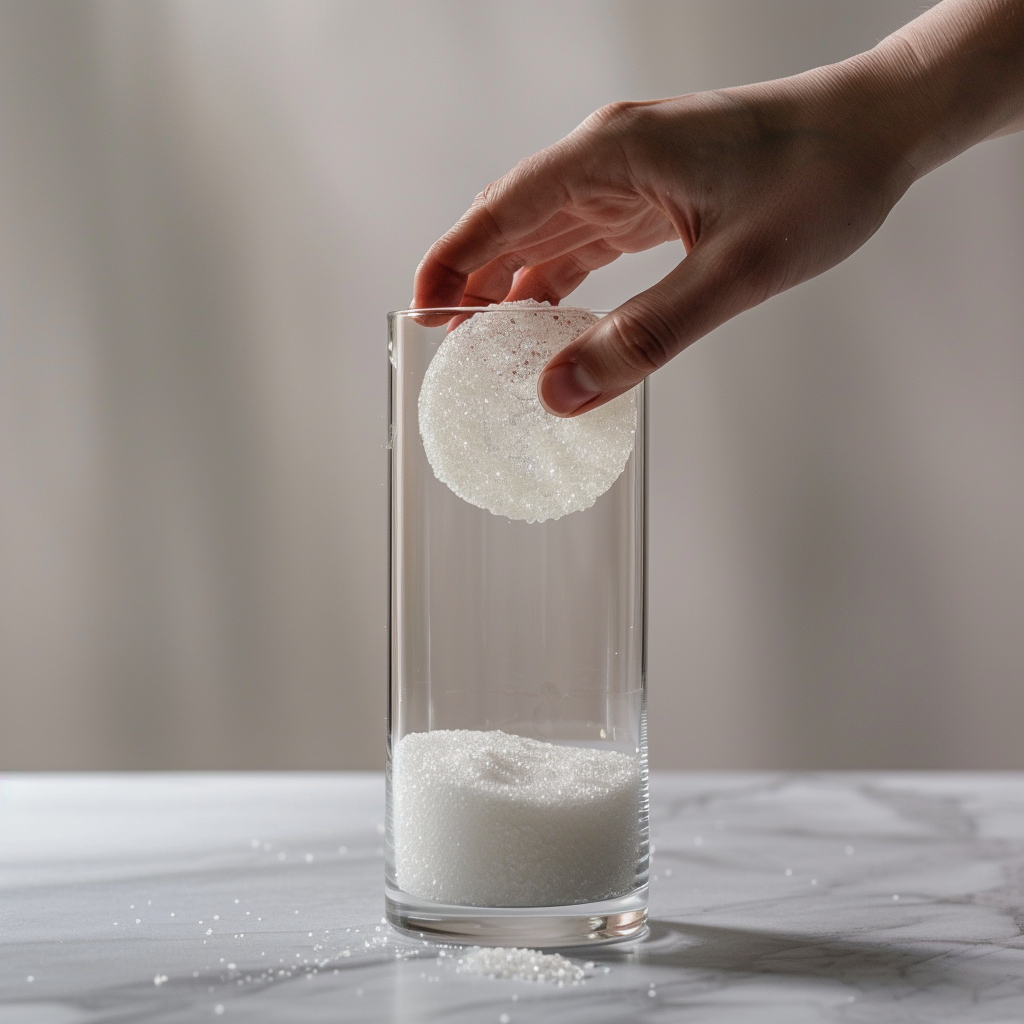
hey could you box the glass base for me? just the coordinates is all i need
[385,884,648,948]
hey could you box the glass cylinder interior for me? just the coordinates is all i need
[386,307,648,947]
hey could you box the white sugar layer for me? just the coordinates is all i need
[418,302,636,522]
[392,728,640,907]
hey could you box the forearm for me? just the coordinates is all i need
[854,0,1024,176]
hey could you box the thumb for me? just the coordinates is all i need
[538,235,765,416]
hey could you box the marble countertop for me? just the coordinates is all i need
[3,772,1024,1022]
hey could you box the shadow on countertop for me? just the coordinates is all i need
[585,918,1008,993]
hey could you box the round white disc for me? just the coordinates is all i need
[418,301,636,523]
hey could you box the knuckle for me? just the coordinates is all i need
[472,185,500,226]
[466,187,510,249]
[609,307,675,374]
[563,250,589,278]
[477,178,503,205]
[421,233,461,276]
[500,252,527,275]
[583,99,645,136]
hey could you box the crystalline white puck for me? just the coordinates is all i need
[418,301,636,523]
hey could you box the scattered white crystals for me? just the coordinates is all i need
[392,729,640,906]
[455,946,589,985]
[418,301,636,522]
[153,974,168,986]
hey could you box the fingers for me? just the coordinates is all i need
[459,253,526,308]
[413,150,582,310]
[427,234,621,334]
[538,229,777,416]
[506,239,626,304]
[464,231,622,308]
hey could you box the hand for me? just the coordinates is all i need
[413,0,1024,416]
[414,77,912,416]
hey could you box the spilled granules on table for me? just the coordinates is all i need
[451,946,596,985]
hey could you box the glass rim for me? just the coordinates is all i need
[388,305,611,319]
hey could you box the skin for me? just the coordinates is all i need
[413,0,1024,416]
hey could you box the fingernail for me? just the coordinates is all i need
[538,360,601,416]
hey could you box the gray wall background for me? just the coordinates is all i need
[1,1,1022,770]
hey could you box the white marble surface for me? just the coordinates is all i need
[3,772,1024,1022]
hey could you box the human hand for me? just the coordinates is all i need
[414,77,911,415]
[413,0,1024,416]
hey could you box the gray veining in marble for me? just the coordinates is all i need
[3,772,1024,1022]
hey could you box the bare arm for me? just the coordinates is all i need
[414,0,1024,415]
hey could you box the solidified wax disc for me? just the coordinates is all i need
[417,301,636,522]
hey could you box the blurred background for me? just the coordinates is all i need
[1,0,1022,770]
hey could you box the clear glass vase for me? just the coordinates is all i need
[385,306,648,947]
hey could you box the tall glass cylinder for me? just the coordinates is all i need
[386,306,648,947]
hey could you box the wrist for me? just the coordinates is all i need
[840,0,1024,179]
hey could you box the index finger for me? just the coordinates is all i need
[413,147,579,310]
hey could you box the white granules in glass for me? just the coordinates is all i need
[455,946,590,984]
[417,301,636,522]
[391,729,640,907]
